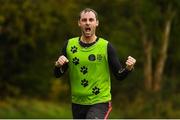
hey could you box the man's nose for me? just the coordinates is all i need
[86,20,90,25]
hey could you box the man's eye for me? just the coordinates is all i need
[89,18,94,22]
[82,19,86,22]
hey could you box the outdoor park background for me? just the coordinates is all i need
[0,0,180,118]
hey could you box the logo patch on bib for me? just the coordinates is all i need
[88,54,96,61]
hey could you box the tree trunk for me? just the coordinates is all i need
[143,40,153,91]
[153,17,173,92]
[139,20,153,91]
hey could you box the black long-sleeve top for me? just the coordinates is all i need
[54,37,131,80]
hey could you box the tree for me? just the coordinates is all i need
[131,0,180,92]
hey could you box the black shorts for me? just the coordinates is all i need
[72,102,112,119]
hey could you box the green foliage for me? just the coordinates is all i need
[0,0,70,97]
[0,98,72,118]
[110,92,180,118]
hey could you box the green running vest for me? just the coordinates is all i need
[66,37,111,105]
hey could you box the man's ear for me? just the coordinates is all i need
[78,20,80,27]
[96,20,99,26]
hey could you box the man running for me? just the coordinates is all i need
[54,8,136,119]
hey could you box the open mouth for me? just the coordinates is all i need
[85,27,91,32]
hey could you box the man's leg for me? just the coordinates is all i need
[86,102,112,119]
[71,103,90,119]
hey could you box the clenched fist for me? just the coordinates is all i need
[55,55,69,67]
[125,56,136,71]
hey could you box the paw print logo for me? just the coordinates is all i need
[72,57,79,65]
[71,46,77,53]
[92,86,100,95]
[81,79,88,87]
[80,66,88,74]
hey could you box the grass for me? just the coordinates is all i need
[1,94,180,119]
[0,98,72,119]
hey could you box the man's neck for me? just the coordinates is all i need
[81,35,97,44]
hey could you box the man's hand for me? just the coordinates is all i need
[125,56,136,71]
[55,55,69,67]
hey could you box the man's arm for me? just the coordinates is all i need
[108,43,136,80]
[54,41,69,78]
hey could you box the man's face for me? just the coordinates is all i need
[78,11,99,38]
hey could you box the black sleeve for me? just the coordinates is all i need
[54,41,68,78]
[108,43,131,81]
